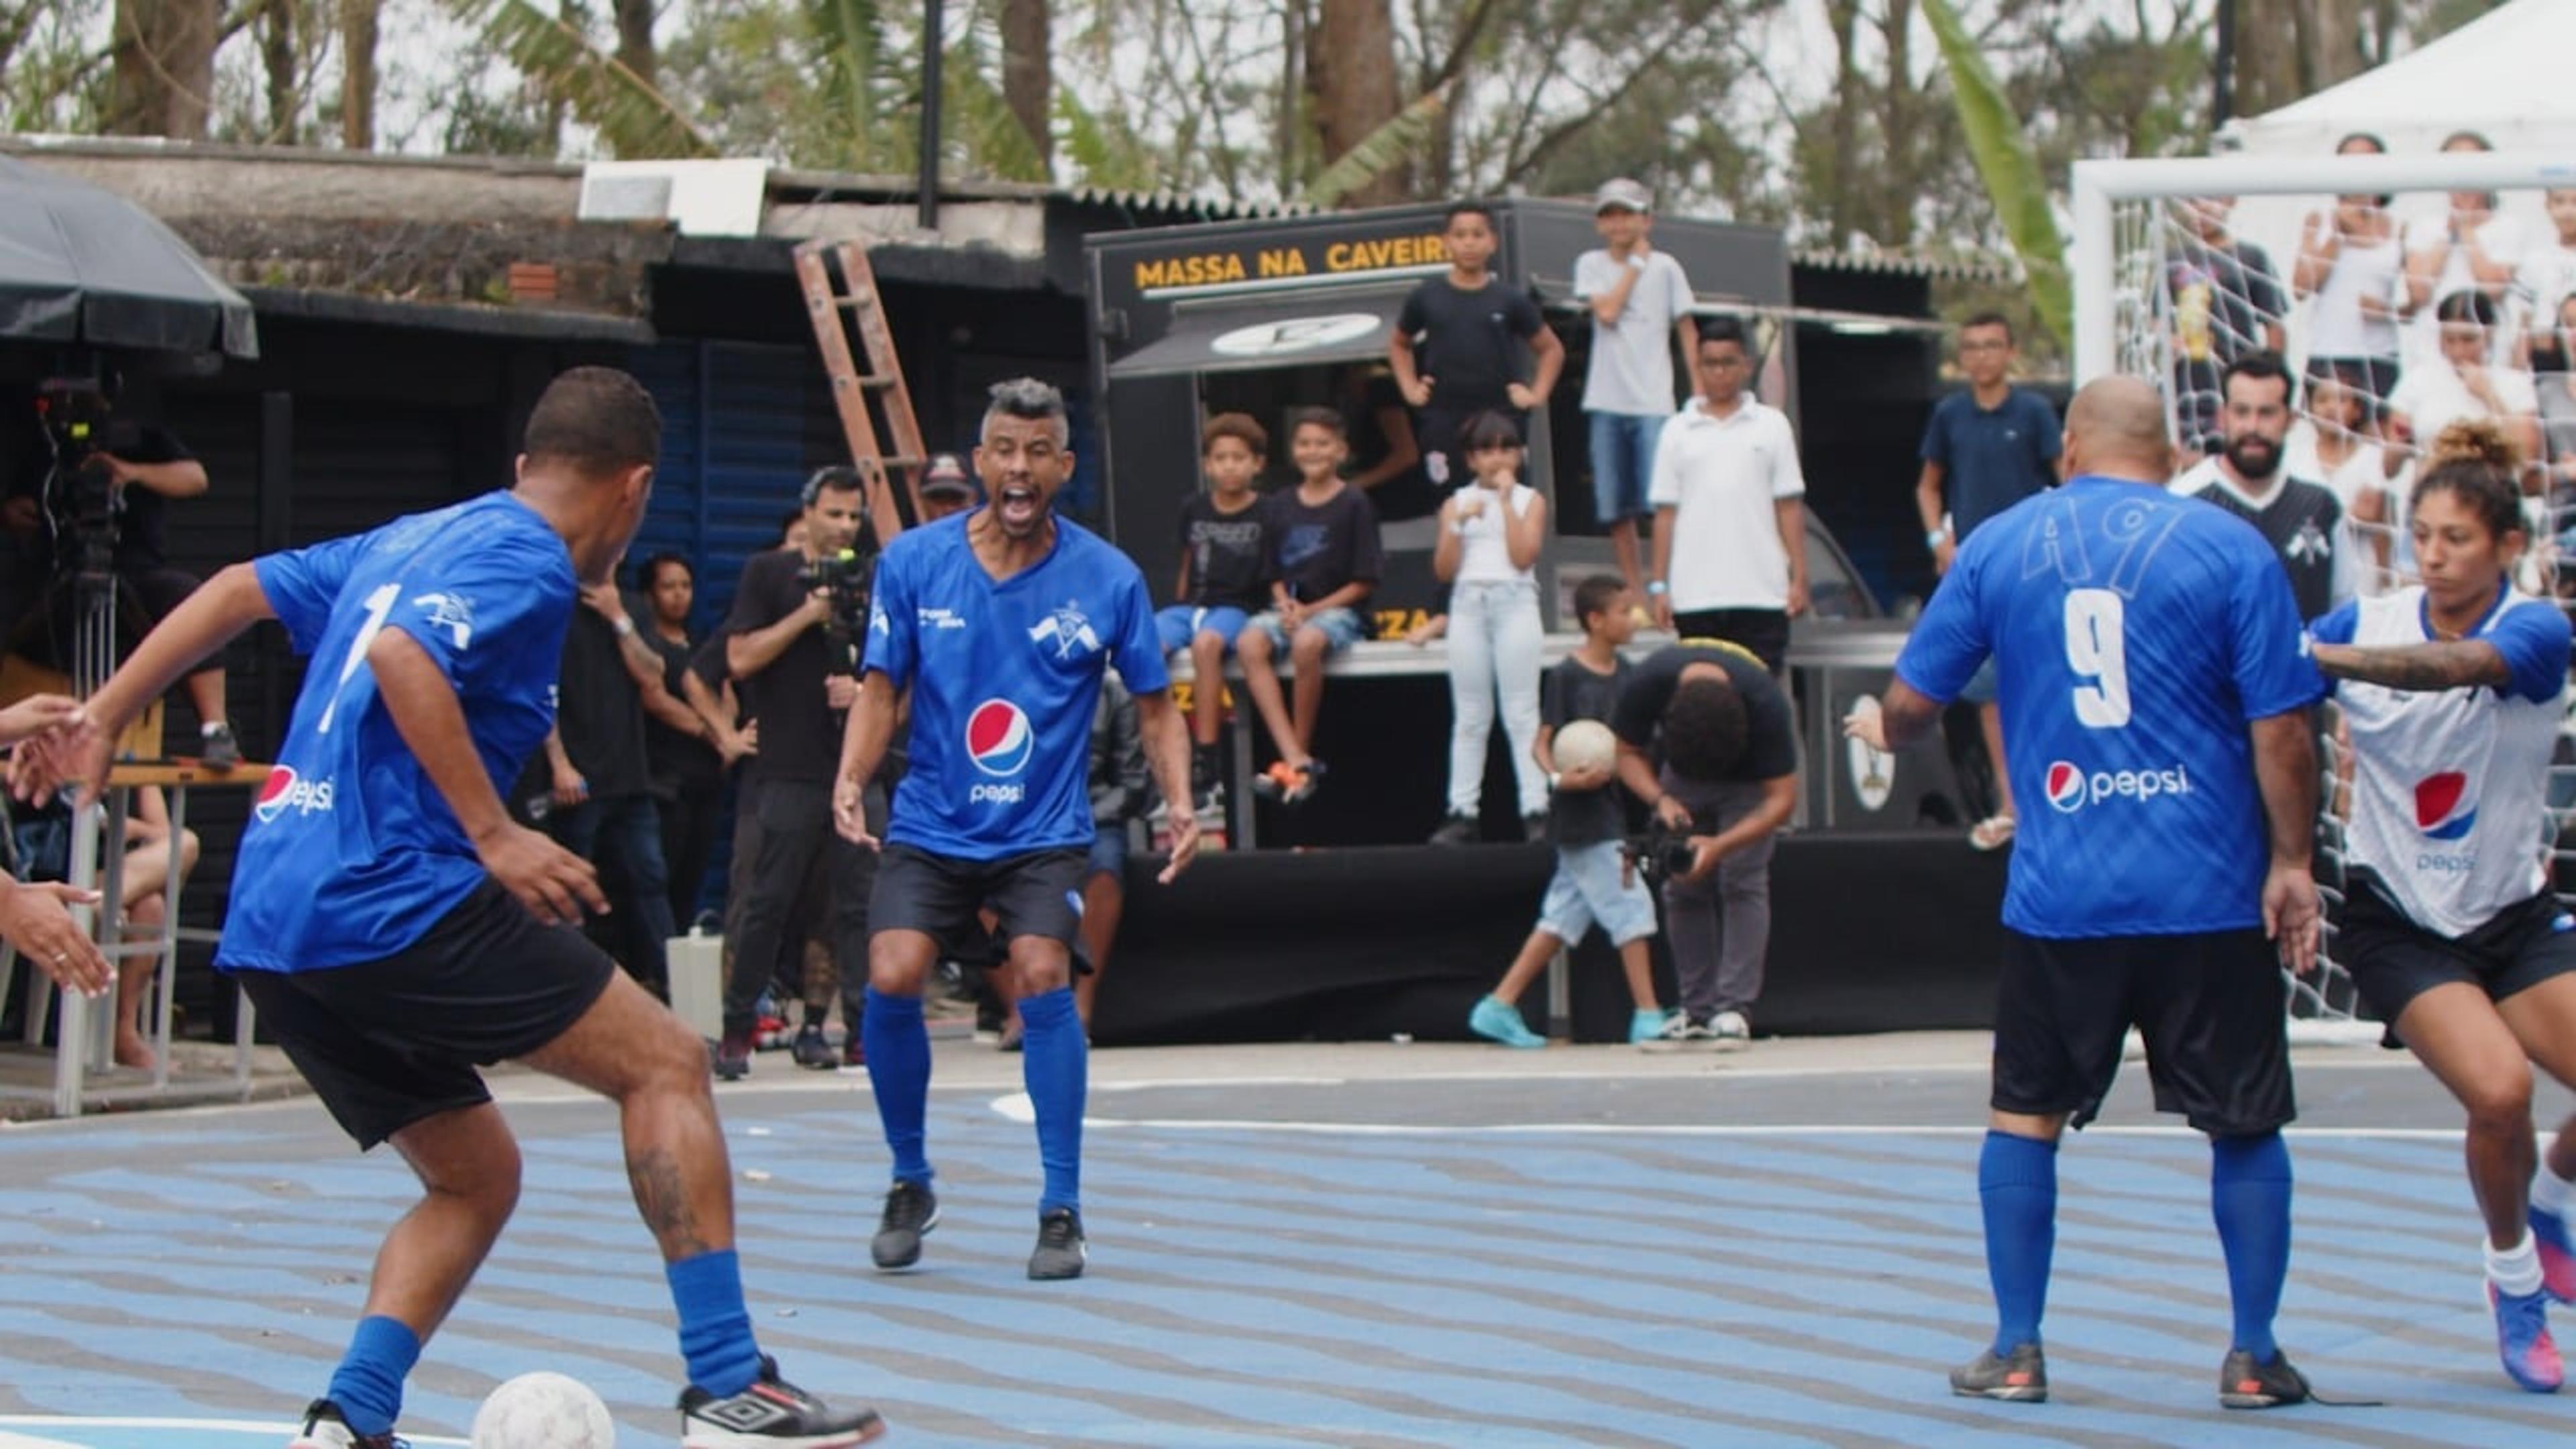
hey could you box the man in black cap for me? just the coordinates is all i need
[918,453,979,523]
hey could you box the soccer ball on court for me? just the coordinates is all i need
[470,1371,617,1448]
[1552,719,1617,775]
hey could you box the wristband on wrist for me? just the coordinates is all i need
[1925,528,1947,548]
[1645,580,1669,596]
[612,615,635,637]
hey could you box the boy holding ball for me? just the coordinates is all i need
[1466,575,1668,1047]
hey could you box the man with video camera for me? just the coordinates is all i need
[1,377,238,764]
[714,466,881,1077]
[1612,638,1800,1053]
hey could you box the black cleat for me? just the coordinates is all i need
[288,1400,407,1449]
[201,721,241,769]
[2219,1346,2312,1409]
[869,1179,938,1270]
[679,1355,883,1446]
[1028,1206,1087,1280]
[712,1030,753,1081]
[789,1023,837,1070]
[1949,1342,2047,1402]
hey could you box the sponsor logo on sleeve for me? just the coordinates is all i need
[410,592,475,650]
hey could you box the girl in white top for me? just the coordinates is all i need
[2406,131,2528,369]
[1428,410,1550,843]
[2285,364,2402,591]
[2295,133,2408,405]
[2309,420,2576,1393]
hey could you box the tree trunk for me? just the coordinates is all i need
[1276,0,1307,190]
[614,0,655,85]
[107,0,217,139]
[1822,0,1861,246]
[1000,0,1050,166]
[261,0,297,141]
[340,0,378,149]
[2229,0,2304,119]
[1309,0,1403,206]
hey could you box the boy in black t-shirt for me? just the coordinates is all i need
[1237,409,1383,804]
[1466,577,1668,1049]
[1155,413,1275,815]
[1389,201,1565,519]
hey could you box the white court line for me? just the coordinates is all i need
[0,1419,462,1446]
[1009,1105,2475,1142]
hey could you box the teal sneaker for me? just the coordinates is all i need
[1468,996,1546,1049]
[1629,1008,1673,1044]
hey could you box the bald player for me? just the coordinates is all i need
[1847,376,2328,1411]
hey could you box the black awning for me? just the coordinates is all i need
[1108,288,1410,379]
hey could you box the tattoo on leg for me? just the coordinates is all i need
[631,1148,712,1257]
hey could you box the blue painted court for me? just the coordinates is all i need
[0,1041,2569,1446]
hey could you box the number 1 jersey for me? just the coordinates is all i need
[223,492,574,972]
[1896,476,2322,938]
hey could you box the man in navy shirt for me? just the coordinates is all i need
[1913,312,2061,850]
[1851,375,2326,1412]
[835,378,1195,1281]
[14,370,878,1446]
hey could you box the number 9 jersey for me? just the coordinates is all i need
[1894,476,2323,939]
[225,492,575,973]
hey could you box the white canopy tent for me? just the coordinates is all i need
[2195,0,2576,378]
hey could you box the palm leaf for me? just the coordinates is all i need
[1300,80,1451,210]
[447,0,716,157]
[1922,0,2068,341]
[938,30,1050,182]
[1057,88,1159,193]
[806,0,908,170]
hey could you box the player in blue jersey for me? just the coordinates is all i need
[833,378,1195,1281]
[1846,376,2327,1410]
[2310,420,2576,1393]
[12,370,879,1448]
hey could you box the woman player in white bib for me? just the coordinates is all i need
[2309,419,2576,1393]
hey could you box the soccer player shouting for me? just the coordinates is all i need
[1847,376,2326,1410]
[2312,420,2576,1393]
[13,370,877,1447]
[835,378,1196,1281]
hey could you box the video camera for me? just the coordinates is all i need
[1621,824,1699,887]
[798,544,876,657]
[33,376,119,578]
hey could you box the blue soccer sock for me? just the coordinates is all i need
[324,1315,420,1435]
[1018,985,1087,1216]
[862,987,934,1185]
[1980,1130,2059,1356]
[2210,1130,2293,1363]
[665,1248,761,1397]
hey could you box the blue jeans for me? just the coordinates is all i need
[1156,604,1251,656]
[551,792,676,997]
[1588,411,1666,525]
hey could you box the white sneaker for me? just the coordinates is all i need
[1710,1010,1752,1051]
[1638,1015,1717,1053]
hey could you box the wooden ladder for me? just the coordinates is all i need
[793,239,930,546]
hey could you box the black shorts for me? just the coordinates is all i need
[2339,870,2576,1026]
[871,842,1087,953]
[232,881,618,1150]
[1992,927,2294,1137]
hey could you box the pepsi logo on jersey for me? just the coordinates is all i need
[254,765,335,824]
[2043,759,2194,815]
[2413,771,2475,842]
[966,699,1032,804]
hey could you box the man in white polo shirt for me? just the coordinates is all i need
[1647,318,1808,674]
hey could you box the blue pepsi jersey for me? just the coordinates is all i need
[1896,476,2322,938]
[863,514,1167,861]
[221,492,574,971]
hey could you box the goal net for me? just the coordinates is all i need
[2073,148,2575,1045]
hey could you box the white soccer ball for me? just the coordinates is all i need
[1552,719,1617,775]
[470,1372,616,1449]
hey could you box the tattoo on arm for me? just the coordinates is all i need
[2314,641,2509,693]
[629,1146,714,1258]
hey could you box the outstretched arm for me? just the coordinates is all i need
[2312,639,2510,693]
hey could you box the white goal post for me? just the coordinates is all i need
[2071,148,2576,382]
[2069,148,2576,1046]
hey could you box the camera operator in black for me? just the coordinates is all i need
[0,380,239,764]
[1610,639,1799,1051]
[714,468,885,1077]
